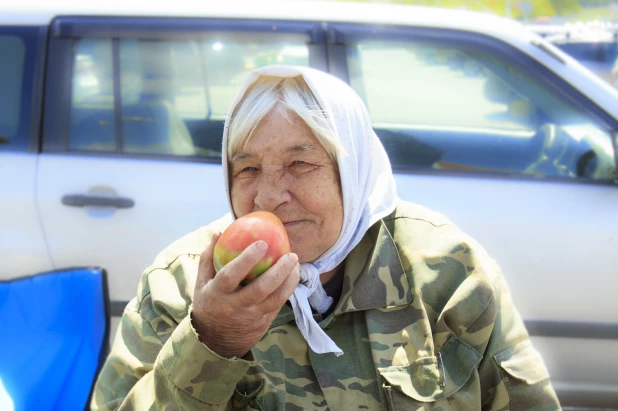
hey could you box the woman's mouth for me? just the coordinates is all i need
[283,220,306,227]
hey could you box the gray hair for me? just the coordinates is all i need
[226,75,345,162]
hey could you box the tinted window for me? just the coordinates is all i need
[69,39,115,152]
[348,38,616,182]
[0,27,38,152]
[69,34,310,158]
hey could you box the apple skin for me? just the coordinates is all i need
[213,211,291,282]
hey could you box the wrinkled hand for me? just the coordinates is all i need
[192,232,300,359]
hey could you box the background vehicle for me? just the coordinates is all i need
[529,22,618,87]
[1,1,618,408]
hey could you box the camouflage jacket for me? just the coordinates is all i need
[92,201,561,410]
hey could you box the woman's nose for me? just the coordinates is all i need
[253,166,292,212]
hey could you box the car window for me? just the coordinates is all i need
[0,28,37,152]
[70,39,116,152]
[347,39,616,182]
[69,34,310,158]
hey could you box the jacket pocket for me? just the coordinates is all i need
[378,334,482,409]
[492,340,560,411]
[493,339,550,385]
[232,378,264,411]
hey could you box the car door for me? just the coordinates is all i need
[328,23,618,407]
[36,17,324,310]
[0,25,52,280]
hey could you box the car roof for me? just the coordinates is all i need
[3,0,533,42]
[528,22,618,44]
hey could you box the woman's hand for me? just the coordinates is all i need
[192,232,300,359]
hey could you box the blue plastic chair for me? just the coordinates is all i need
[0,268,109,411]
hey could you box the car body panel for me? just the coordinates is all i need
[0,154,53,277]
[36,155,228,302]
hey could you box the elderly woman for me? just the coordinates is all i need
[92,66,560,410]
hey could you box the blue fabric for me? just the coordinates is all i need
[0,268,108,411]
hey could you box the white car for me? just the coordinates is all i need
[2,1,618,408]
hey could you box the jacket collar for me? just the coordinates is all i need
[335,217,411,314]
[270,214,410,329]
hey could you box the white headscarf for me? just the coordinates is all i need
[222,66,398,356]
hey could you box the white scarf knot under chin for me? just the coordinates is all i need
[288,264,342,356]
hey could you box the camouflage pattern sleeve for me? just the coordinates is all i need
[91,299,257,410]
[478,271,562,410]
[91,216,257,410]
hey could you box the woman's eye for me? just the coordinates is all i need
[289,160,318,175]
[233,167,258,178]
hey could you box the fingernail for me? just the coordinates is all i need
[256,240,268,252]
[288,253,298,264]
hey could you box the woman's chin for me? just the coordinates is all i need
[286,224,331,263]
[290,246,309,263]
[289,241,315,264]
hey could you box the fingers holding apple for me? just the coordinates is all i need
[191,211,298,358]
[237,251,299,306]
[252,254,301,313]
[213,211,291,282]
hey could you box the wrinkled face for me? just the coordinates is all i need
[229,110,344,263]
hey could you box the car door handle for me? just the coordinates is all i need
[61,194,135,209]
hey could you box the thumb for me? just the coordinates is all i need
[196,231,221,290]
